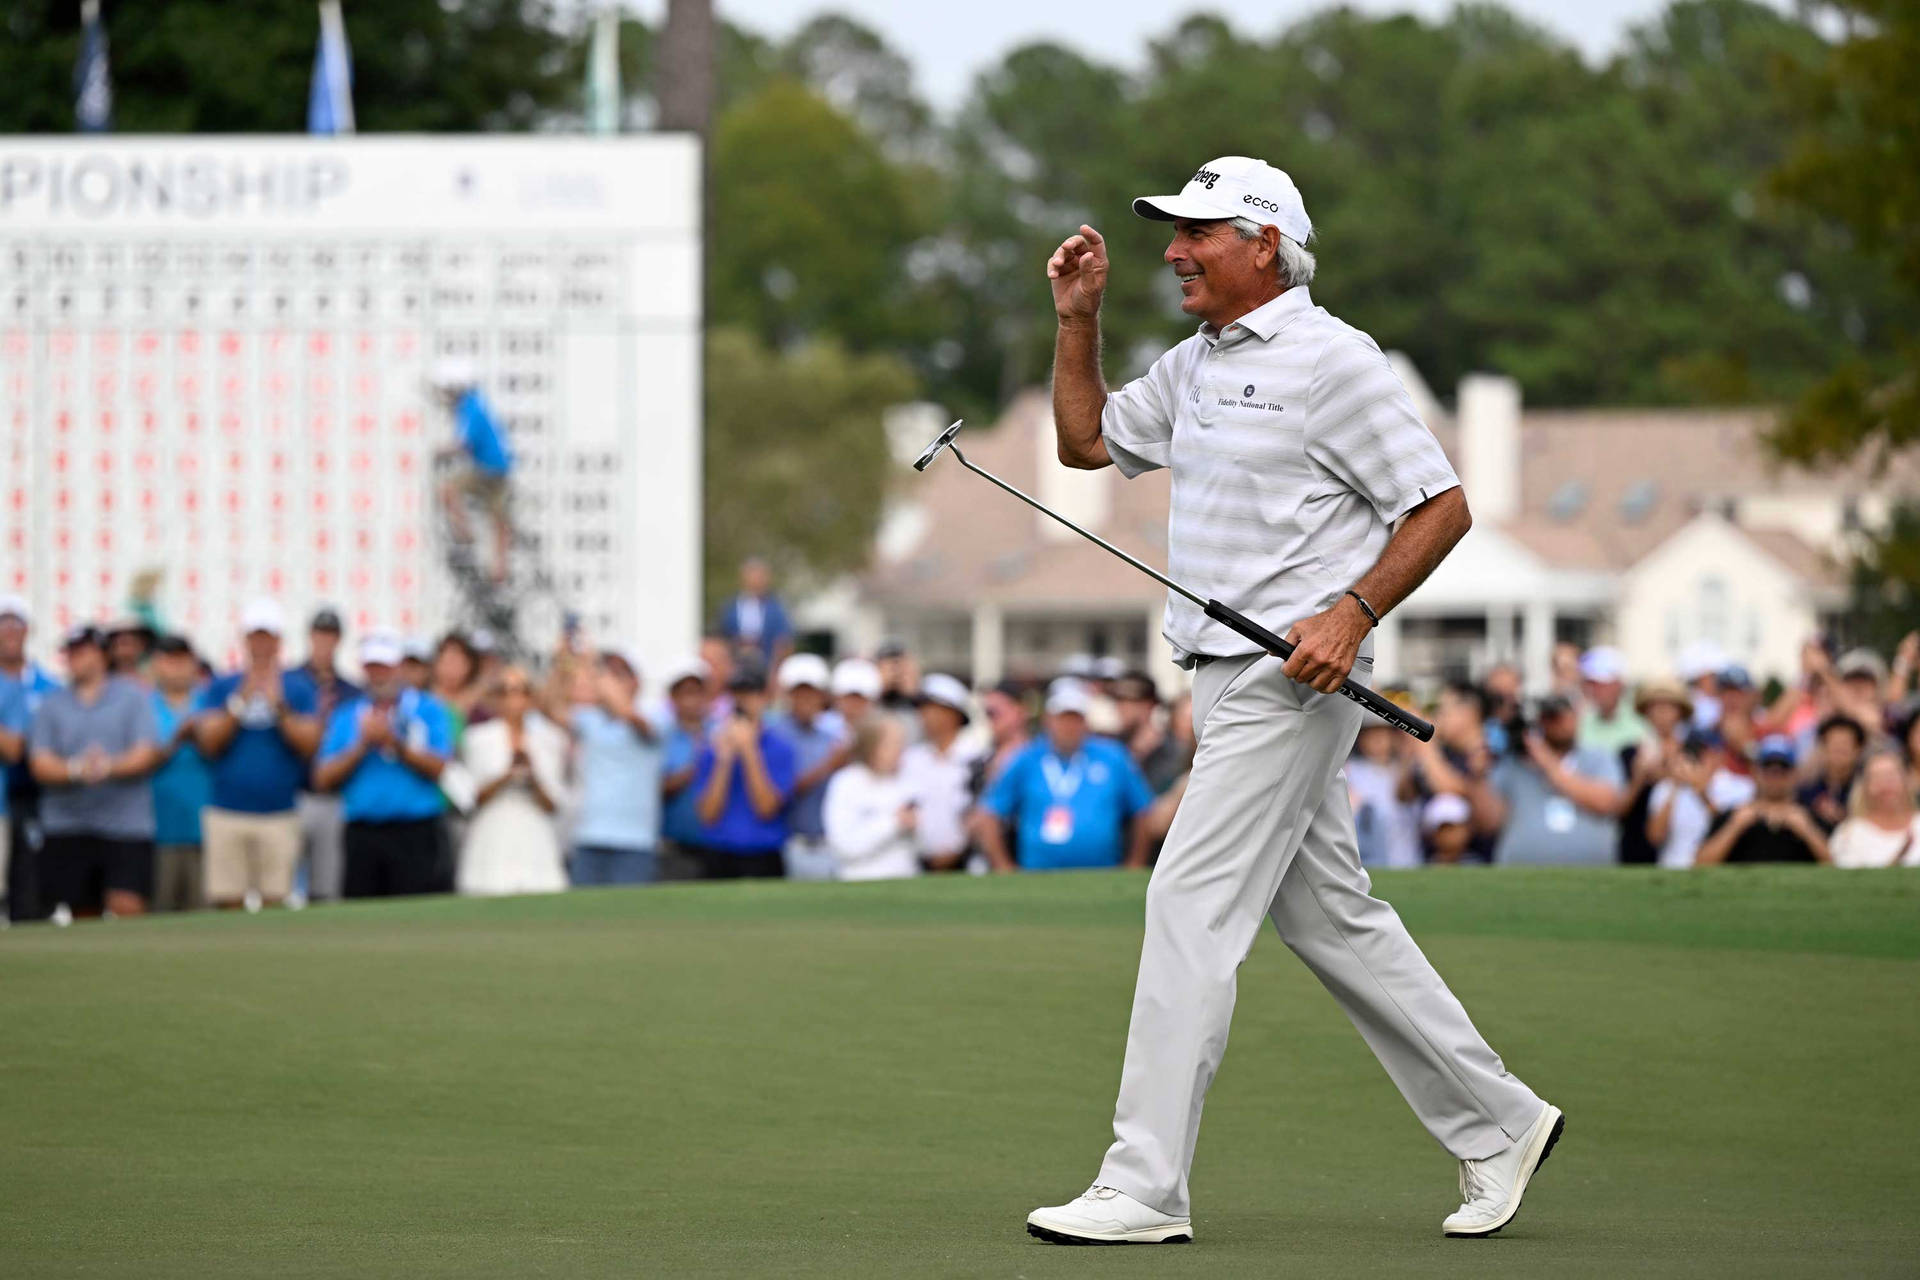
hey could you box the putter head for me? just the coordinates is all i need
[912,420,965,472]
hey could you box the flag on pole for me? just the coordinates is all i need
[308,0,356,135]
[74,0,113,133]
[585,5,621,135]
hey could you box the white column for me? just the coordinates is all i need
[972,601,1004,687]
[1486,604,1516,668]
[1373,610,1403,685]
[1523,597,1555,696]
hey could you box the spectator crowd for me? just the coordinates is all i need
[4,560,1918,924]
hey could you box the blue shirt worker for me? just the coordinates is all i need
[770,652,848,881]
[980,680,1154,871]
[149,635,213,912]
[714,556,794,667]
[568,649,666,886]
[314,631,454,899]
[691,660,797,879]
[194,599,322,909]
[658,657,712,879]
[431,358,516,584]
[1,592,62,920]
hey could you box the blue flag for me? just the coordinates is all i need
[74,0,112,133]
[307,0,356,135]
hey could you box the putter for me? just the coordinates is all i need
[914,420,1434,740]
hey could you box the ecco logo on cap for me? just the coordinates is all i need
[1243,194,1281,212]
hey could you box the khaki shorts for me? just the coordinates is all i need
[452,468,510,521]
[203,808,302,904]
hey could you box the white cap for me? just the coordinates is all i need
[428,356,477,391]
[359,630,404,668]
[831,657,882,701]
[1422,793,1472,832]
[1045,678,1093,718]
[1092,656,1127,680]
[918,672,972,723]
[240,597,285,637]
[402,635,433,662]
[778,652,831,692]
[600,646,645,681]
[0,593,28,625]
[1677,639,1727,683]
[1060,653,1096,679]
[470,628,498,655]
[1578,645,1626,684]
[661,655,710,692]
[1133,155,1312,245]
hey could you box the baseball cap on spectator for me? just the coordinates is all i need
[1719,664,1754,691]
[1577,646,1626,684]
[831,657,882,700]
[1837,649,1888,684]
[0,593,28,625]
[1046,679,1093,717]
[1678,639,1727,683]
[359,631,404,668]
[874,637,908,661]
[661,655,710,692]
[240,597,285,637]
[1683,725,1724,753]
[600,646,645,681]
[1755,735,1798,768]
[63,623,105,651]
[428,356,477,391]
[470,628,498,656]
[1133,155,1313,245]
[727,655,768,692]
[402,635,433,663]
[777,652,831,692]
[154,634,194,658]
[1093,656,1127,681]
[1422,793,1472,833]
[916,672,972,725]
[1059,653,1096,680]
[1536,693,1576,719]
[1634,678,1692,716]
[310,607,344,634]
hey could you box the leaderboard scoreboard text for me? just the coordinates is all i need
[0,137,700,671]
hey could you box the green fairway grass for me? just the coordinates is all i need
[3,868,1918,1278]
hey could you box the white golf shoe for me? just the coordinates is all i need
[1443,1103,1566,1238]
[1027,1185,1193,1245]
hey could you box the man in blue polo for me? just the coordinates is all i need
[431,358,515,584]
[313,631,454,898]
[977,680,1154,871]
[1,593,62,920]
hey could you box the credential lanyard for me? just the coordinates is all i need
[1041,753,1084,801]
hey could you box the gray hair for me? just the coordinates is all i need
[1230,216,1317,287]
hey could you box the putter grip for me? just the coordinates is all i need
[1202,599,1435,741]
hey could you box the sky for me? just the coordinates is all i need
[615,0,1796,108]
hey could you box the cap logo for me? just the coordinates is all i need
[1191,167,1221,189]
[1243,194,1282,213]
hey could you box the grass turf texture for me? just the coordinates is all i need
[3,869,1918,1279]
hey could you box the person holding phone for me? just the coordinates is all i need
[457,666,569,895]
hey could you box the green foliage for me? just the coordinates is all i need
[1840,502,1920,655]
[0,0,575,132]
[701,327,915,613]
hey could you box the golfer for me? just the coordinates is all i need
[1026,156,1563,1245]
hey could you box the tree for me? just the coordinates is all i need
[702,327,916,613]
[0,0,575,132]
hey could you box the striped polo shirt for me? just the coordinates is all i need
[1100,286,1459,665]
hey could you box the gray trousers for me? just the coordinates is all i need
[1097,653,1543,1218]
[298,792,347,903]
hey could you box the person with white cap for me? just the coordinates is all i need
[1575,646,1645,757]
[430,357,515,583]
[771,652,849,881]
[1028,157,1562,1245]
[657,655,714,881]
[193,599,323,910]
[831,657,883,731]
[1421,792,1475,865]
[1,593,62,920]
[977,679,1154,876]
[313,630,456,898]
[899,672,983,873]
[564,647,667,886]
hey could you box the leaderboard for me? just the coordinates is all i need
[0,137,701,671]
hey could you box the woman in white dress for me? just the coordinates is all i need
[823,716,922,882]
[1829,751,1920,868]
[457,667,571,895]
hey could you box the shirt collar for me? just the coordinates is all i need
[1200,286,1314,346]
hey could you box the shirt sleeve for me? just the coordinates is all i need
[318,705,355,762]
[983,748,1027,821]
[1306,334,1460,523]
[1099,342,1188,478]
[761,734,797,801]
